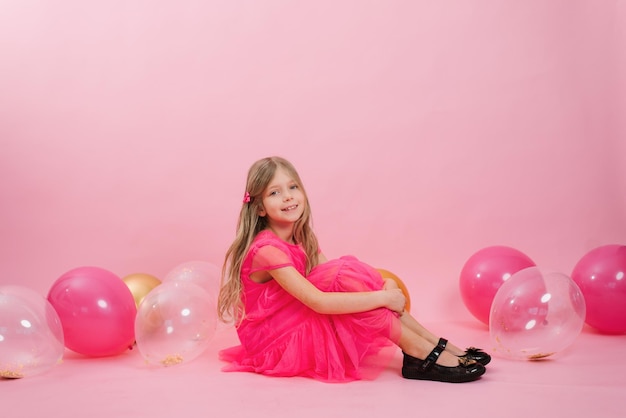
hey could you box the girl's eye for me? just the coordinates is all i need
[290,185,298,190]
[269,190,278,196]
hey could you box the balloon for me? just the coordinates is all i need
[135,281,217,367]
[571,244,626,334]
[164,261,221,301]
[377,268,411,312]
[47,266,137,357]
[489,267,586,360]
[459,246,536,325]
[0,286,65,378]
[122,273,162,308]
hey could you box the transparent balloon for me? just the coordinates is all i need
[460,246,536,325]
[47,266,137,357]
[164,261,220,302]
[490,267,586,360]
[571,245,626,334]
[0,286,65,378]
[135,281,217,367]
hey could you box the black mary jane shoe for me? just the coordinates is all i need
[462,347,491,366]
[401,339,485,383]
[438,337,492,366]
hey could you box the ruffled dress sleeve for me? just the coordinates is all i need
[242,231,308,278]
[248,243,295,273]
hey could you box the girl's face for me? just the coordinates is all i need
[259,167,306,229]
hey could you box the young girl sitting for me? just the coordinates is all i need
[217,156,489,383]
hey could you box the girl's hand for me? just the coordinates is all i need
[385,288,406,314]
[383,277,399,291]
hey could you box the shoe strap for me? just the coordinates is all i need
[421,341,446,371]
[437,338,448,350]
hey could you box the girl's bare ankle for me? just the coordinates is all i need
[437,351,461,367]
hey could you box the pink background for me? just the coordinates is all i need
[1,0,625,323]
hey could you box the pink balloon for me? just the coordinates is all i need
[571,245,626,334]
[47,266,137,357]
[459,246,536,325]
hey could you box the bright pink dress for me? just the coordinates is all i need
[219,230,401,382]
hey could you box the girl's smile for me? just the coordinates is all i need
[259,168,306,238]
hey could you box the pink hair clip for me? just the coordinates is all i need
[243,191,251,203]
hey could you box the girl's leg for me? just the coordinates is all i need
[398,312,467,357]
[397,322,462,367]
[382,277,466,357]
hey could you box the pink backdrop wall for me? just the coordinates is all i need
[1,1,624,321]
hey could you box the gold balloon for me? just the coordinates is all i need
[376,268,411,313]
[122,273,162,308]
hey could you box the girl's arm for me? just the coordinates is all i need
[268,265,405,315]
[383,278,399,290]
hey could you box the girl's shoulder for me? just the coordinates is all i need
[253,229,297,248]
[249,230,302,258]
[253,229,280,245]
[246,230,302,270]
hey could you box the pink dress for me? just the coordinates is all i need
[219,230,401,382]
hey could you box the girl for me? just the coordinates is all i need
[217,156,489,383]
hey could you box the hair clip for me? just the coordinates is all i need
[243,191,251,203]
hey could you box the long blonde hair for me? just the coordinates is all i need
[217,156,320,323]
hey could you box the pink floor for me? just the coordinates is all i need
[3,320,624,418]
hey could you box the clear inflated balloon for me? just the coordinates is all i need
[0,286,65,378]
[135,281,217,367]
[489,267,586,360]
[164,261,220,302]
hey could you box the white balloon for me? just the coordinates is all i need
[490,267,586,360]
[0,286,65,378]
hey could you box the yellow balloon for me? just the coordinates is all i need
[122,273,162,308]
[376,268,411,313]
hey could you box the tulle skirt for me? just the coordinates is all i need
[219,256,401,382]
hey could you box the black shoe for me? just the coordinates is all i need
[438,337,492,366]
[402,340,485,383]
[462,347,491,366]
